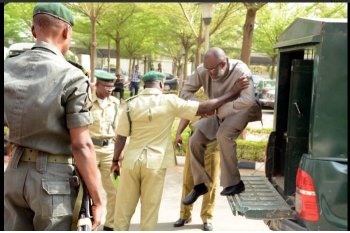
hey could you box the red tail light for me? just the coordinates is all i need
[295,168,320,221]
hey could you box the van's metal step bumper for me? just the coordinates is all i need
[227,176,295,220]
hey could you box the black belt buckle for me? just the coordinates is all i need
[102,139,109,146]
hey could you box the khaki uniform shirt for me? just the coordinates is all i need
[89,92,119,154]
[117,88,199,169]
[4,40,93,155]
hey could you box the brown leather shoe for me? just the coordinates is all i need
[173,218,192,227]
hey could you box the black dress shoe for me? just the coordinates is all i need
[220,180,245,196]
[173,218,192,227]
[203,222,213,231]
[182,183,208,205]
[103,226,114,231]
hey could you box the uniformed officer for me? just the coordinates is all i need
[4,3,102,231]
[111,71,250,230]
[174,120,220,231]
[89,70,120,231]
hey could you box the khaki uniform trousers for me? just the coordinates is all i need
[114,153,166,231]
[179,141,220,223]
[95,147,117,229]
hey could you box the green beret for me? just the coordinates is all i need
[95,70,116,82]
[142,71,165,82]
[33,3,74,26]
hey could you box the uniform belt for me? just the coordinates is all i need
[21,148,73,164]
[91,138,113,147]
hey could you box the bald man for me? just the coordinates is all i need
[180,47,261,205]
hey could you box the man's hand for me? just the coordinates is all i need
[91,204,103,230]
[232,76,250,94]
[175,134,182,150]
[111,161,121,175]
[70,127,102,231]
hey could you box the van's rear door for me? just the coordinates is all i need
[227,176,295,220]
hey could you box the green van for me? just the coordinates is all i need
[227,18,347,230]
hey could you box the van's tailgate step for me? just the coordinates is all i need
[227,176,295,220]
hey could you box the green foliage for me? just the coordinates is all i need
[4,2,347,80]
[246,127,272,134]
[253,2,347,59]
[123,89,131,100]
[236,139,266,162]
[4,3,35,46]
[4,127,9,137]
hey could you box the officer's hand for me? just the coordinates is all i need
[233,76,250,94]
[111,161,121,175]
[198,110,215,118]
[175,134,182,148]
[91,203,103,231]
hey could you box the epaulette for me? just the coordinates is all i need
[125,94,139,103]
[124,94,140,136]
[68,60,89,78]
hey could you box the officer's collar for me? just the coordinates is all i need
[91,91,115,104]
[140,88,163,95]
[32,40,65,60]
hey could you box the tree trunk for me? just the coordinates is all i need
[172,57,177,76]
[239,7,257,139]
[183,48,189,82]
[128,58,132,79]
[195,21,205,68]
[115,31,121,73]
[90,16,97,83]
[270,56,276,79]
[143,56,147,75]
[240,7,257,66]
[107,39,111,73]
[177,57,182,78]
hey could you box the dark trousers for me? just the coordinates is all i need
[130,81,140,97]
[113,86,124,99]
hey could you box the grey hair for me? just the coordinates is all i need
[204,47,226,62]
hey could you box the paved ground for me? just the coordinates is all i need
[98,109,274,231]
[124,166,270,231]
[3,164,271,231]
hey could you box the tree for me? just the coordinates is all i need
[4,3,35,46]
[179,3,243,70]
[69,3,108,82]
[151,3,195,80]
[253,3,292,79]
[98,3,138,76]
[240,3,266,66]
[253,2,347,78]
